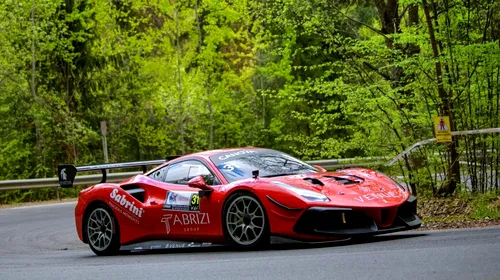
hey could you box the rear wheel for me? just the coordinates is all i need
[85,204,120,256]
[223,192,269,249]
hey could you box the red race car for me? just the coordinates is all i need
[58,147,421,256]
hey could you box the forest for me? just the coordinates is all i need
[0,0,499,202]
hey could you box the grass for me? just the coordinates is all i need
[470,194,500,219]
[422,215,471,223]
[417,191,500,223]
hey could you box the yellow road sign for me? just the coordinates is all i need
[433,116,452,142]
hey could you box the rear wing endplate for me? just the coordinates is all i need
[57,156,179,188]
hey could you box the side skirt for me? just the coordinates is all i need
[120,240,223,252]
[119,236,352,252]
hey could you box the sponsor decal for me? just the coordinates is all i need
[60,168,67,180]
[353,191,401,203]
[165,243,188,249]
[358,185,371,193]
[58,165,76,188]
[109,189,144,224]
[183,227,200,233]
[163,241,212,249]
[218,149,256,160]
[130,241,215,251]
[109,201,140,224]
[187,242,201,248]
[163,191,200,212]
[161,213,210,234]
[161,215,172,234]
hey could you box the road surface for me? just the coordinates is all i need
[0,202,499,280]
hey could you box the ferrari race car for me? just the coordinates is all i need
[58,148,421,256]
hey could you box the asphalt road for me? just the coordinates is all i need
[0,202,499,280]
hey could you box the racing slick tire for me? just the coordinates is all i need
[84,203,121,256]
[223,192,270,249]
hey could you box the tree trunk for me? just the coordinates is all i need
[374,0,400,49]
[31,0,42,165]
[422,0,460,195]
[174,2,185,155]
[194,0,214,150]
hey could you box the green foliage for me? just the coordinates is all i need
[470,194,500,220]
[1,0,499,203]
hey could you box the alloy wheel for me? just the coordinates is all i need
[225,196,265,246]
[87,208,113,251]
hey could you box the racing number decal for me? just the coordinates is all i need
[190,194,200,211]
[163,191,201,212]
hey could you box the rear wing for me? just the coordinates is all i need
[57,156,179,188]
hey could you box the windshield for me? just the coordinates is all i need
[210,149,318,183]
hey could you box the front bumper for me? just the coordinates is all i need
[293,196,421,236]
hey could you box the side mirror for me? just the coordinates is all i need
[313,165,327,172]
[187,176,214,192]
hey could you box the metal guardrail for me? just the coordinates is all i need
[386,128,500,166]
[0,159,382,191]
[1,127,498,192]
[0,172,143,191]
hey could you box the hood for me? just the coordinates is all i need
[263,168,409,207]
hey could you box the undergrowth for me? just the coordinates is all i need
[417,191,500,222]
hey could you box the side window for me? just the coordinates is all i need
[148,166,168,182]
[187,164,220,186]
[164,160,220,186]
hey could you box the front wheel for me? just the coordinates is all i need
[223,192,270,249]
[85,204,120,256]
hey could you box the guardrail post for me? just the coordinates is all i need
[54,186,60,200]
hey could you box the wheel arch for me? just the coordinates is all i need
[221,187,269,221]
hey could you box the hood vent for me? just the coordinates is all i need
[303,178,325,186]
[323,175,364,185]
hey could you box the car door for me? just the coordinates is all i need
[156,159,221,240]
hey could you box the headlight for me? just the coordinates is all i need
[272,181,329,202]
